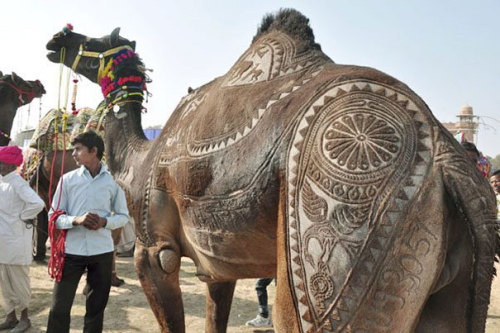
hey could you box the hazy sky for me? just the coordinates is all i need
[2,0,499,156]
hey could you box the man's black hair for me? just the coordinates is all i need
[71,131,105,160]
[492,169,500,177]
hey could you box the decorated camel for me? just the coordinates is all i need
[46,9,497,333]
[0,71,45,146]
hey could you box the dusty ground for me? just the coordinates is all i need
[1,258,499,332]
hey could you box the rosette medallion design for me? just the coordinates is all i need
[323,113,401,172]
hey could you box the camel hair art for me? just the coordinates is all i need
[0,71,45,146]
[46,9,497,333]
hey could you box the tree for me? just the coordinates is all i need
[491,154,500,171]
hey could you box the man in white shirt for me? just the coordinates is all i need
[47,131,129,333]
[0,145,44,333]
[490,170,500,222]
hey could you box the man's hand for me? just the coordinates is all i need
[73,213,107,230]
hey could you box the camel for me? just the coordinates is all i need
[0,71,45,146]
[46,9,497,333]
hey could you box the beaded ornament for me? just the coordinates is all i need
[99,48,146,107]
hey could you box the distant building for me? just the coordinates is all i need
[442,104,478,143]
[13,129,35,148]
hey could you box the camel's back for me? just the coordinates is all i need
[155,27,437,197]
[148,30,337,269]
[156,30,329,195]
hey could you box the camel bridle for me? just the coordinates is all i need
[71,43,134,82]
[0,80,38,106]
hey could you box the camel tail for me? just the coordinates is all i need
[438,145,498,333]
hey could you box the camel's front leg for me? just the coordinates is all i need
[205,281,236,333]
[135,242,184,333]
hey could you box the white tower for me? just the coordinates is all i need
[455,104,478,142]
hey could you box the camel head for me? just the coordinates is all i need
[0,71,46,105]
[46,26,136,84]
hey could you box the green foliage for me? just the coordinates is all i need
[491,154,500,171]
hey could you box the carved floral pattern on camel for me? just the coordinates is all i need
[287,80,434,332]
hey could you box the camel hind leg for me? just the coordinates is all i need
[274,182,301,332]
[415,194,474,333]
[435,139,497,332]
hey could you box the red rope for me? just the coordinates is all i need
[48,210,67,282]
[47,121,68,282]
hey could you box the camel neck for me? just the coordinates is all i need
[104,101,150,175]
[0,92,17,146]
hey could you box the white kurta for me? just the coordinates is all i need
[0,171,44,265]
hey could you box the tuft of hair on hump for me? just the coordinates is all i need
[253,8,321,50]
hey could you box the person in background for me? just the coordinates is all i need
[460,141,491,178]
[246,278,274,327]
[490,169,500,222]
[0,146,44,332]
[46,131,129,333]
[461,141,480,164]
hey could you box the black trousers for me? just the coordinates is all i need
[47,252,113,333]
[256,278,273,317]
[33,210,48,260]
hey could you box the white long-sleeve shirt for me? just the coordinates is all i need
[48,164,129,256]
[0,171,44,265]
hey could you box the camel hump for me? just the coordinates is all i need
[285,80,435,332]
[253,8,321,52]
[219,9,327,89]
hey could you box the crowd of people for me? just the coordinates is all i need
[0,133,498,332]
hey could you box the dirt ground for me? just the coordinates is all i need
[1,258,499,332]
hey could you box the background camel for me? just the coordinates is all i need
[0,71,45,146]
[46,9,497,333]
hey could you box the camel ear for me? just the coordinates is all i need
[11,72,20,83]
[0,70,3,77]
[130,41,136,51]
[110,27,121,45]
